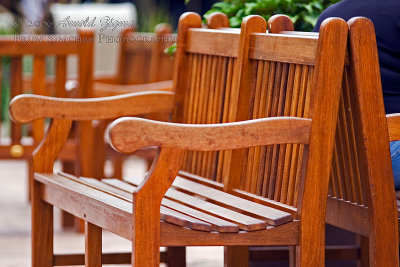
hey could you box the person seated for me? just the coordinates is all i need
[314,0,400,190]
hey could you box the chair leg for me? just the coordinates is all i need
[28,158,33,202]
[32,180,53,267]
[289,246,296,267]
[132,219,161,267]
[357,235,369,267]
[224,246,249,267]
[166,247,186,267]
[61,161,76,228]
[85,222,102,267]
[112,158,123,179]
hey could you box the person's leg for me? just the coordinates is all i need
[390,141,400,190]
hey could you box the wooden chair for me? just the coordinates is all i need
[9,12,348,266]
[93,24,176,95]
[268,15,399,266]
[80,24,177,181]
[0,30,94,201]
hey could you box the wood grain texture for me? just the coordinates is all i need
[186,29,240,57]
[85,222,102,267]
[23,12,351,267]
[295,18,348,266]
[207,12,230,29]
[108,117,311,153]
[225,15,267,192]
[387,114,400,141]
[92,80,173,97]
[9,92,174,123]
[249,34,318,65]
[132,147,185,267]
[268,15,294,33]
[347,17,399,266]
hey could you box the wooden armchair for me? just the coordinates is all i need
[0,29,94,200]
[92,24,176,97]
[268,15,399,266]
[81,24,177,181]
[9,12,348,267]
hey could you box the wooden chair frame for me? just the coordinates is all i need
[267,15,399,266]
[10,12,348,267]
[0,29,94,203]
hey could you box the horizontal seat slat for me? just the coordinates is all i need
[35,173,133,239]
[71,175,212,232]
[161,198,239,233]
[178,171,299,217]
[172,176,292,226]
[37,174,132,211]
[105,178,267,231]
[98,177,238,232]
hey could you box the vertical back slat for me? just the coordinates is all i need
[278,63,296,203]
[282,64,302,204]
[273,63,289,202]
[342,70,364,204]
[32,55,46,143]
[260,61,276,196]
[255,61,270,195]
[55,55,67,98]
[0,60,2,141]
[10,57,23,144]
[292,66,313,207]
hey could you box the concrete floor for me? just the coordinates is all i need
[0,159,224,267]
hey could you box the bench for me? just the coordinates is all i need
[10,12,348,267]
[269,15,399,266]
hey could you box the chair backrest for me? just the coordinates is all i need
[0,29,94,159]
[172,12,348,214]
[269,14,399,264]
[171,13,239,181]
[268,15,369,206]
[117,25,176,85]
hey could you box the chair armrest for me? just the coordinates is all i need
[387,113,400,141]
[108,117,311,153]
[92,80,173,97]
[10,91,174,123]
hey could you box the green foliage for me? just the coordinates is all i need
[203,0,341,31]
[138,3,172,32]
[165,42,177,56]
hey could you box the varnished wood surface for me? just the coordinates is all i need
[387,114,400,141]
[92,80,173,97]
[10,92,174,123]
[14,12,350,267]
[249,33,318,65]
[268,14,399,266]
[108,117,311,153]
[346,17,399,265]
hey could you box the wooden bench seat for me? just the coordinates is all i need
[9,12,348,267]
[47,171,293,233]
[35,170,300,248]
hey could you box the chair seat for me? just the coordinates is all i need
[35,171,293,234]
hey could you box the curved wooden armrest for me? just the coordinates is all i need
[93,80,173,97]
[10,91,174,123]
[387,113,400,141]
[108,117,311,153]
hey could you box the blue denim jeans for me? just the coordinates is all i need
[390,141,400,190]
